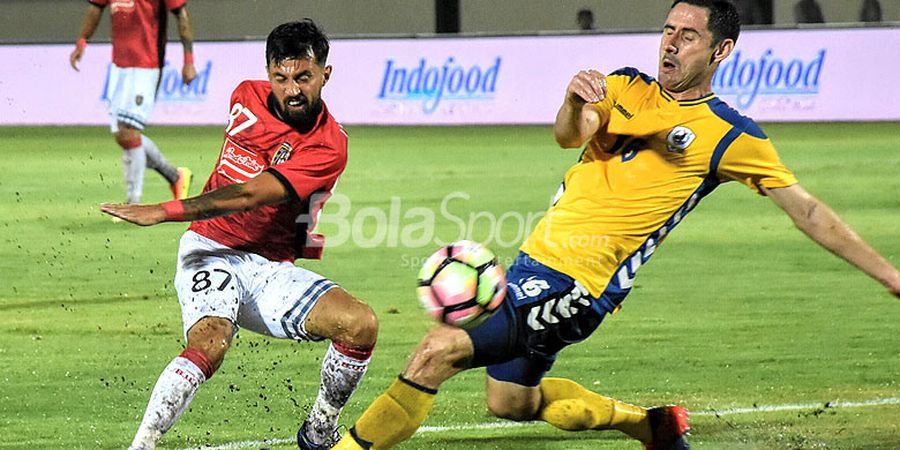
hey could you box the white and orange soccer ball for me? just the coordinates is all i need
[416,240,507,329]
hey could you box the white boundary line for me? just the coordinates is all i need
[178,397,900,450]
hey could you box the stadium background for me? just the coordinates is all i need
[1,1,898,449]
[2,0,900,41]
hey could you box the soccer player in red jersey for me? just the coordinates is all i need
[70,0,195,204]
[101,21,378,450]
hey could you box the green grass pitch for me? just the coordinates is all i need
[0,123,898,449]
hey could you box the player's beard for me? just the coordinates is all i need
[277,95,323,132]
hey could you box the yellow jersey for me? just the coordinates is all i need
[521,67,797,311]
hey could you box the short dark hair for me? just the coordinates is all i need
[671,0,740,45]
[265,19,330,67]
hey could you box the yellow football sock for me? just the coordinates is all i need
[332,376,436,450]
[538,377,651,442]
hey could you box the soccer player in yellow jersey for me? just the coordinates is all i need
[335,1,900,449]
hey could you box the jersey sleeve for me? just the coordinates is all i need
[267,146,346,202]
[587,70,634,126]
[717,133,798,195]
[165,0,187,11]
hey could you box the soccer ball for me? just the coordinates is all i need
[416,240,507,329]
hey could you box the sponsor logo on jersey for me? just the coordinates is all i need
[666,126,695,153]
[378,56,502,114]
[271,143,293,165]
[110,0,135,13]
[712,49,825,109]
[217,138,265,182]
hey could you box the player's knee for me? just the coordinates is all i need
[186,316,234,370]
[486,396,538,421]
[339,302,378,349]
[114,131,142,150]
[414,327,469,371]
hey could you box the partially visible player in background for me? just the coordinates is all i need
[70,0,194,204]
[334,1,900,449]
[101,20,378,450]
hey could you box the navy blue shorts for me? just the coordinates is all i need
[465,252,607,386]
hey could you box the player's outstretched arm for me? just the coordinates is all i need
[70,4,103,71]
[173,5,197,84]
[554,69,605,148]
[100,171,289,226]
[764,184,900,298]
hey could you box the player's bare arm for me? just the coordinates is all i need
[69,4,103,71]
[554,69,605,148]
[100,171,289,226]
[173,6,197,84]
[764,184,900,298]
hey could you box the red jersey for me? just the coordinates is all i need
[189,80,348,262]
[90,0,186,68]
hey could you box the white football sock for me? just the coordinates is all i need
[121,145,146,204]
[129,356,207,450]
[305,343,371,444]
[142,135,179,185]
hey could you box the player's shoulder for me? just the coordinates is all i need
[705,97,767,139]
[230,80,271,105]
[320,104,348,140]
[607,67,657,85]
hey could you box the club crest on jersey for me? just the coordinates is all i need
[271,143,293,165]
[217,138,265,182]
[666,126,696,153]
[135,95,143,106]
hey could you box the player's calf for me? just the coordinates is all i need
[485,376,541,422]
[300,290,378,449]
[128,348,216,450]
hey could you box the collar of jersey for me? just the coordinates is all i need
[658,86,716,106]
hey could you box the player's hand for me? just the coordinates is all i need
[182,63,197,85]
[100,203,167,226]
[69,47,84,71]
[566,68,607,105]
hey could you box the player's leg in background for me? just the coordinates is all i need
[299,287,378,449]
[141,133,192,200]
[108,66,151,204]
[332,325,474,450]
[116,66,192,202]
[114,124,146,204]
[129,316,232,450]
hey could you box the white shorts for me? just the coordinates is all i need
[105,65,160,133]
[174,231,338,342]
